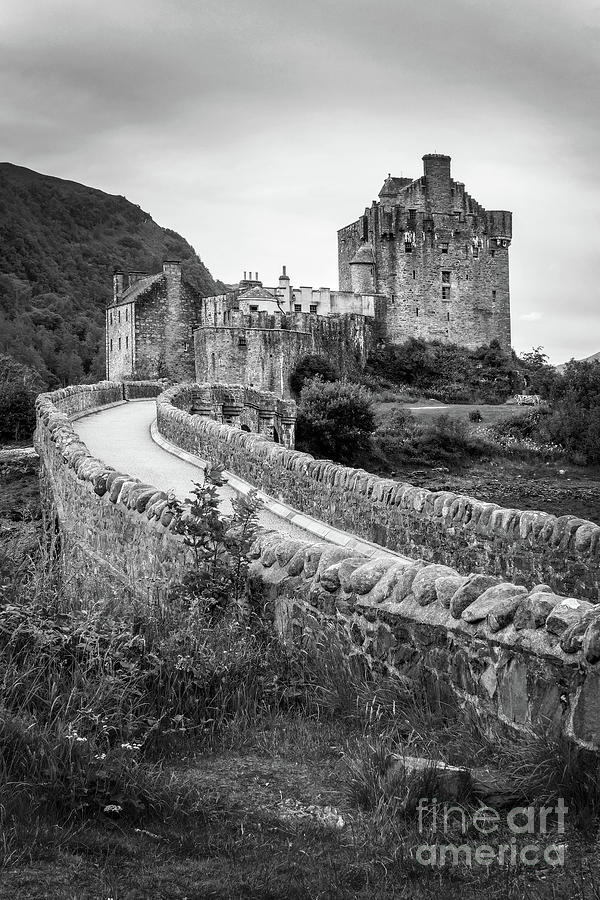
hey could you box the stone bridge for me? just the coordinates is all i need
[35,380,600,751]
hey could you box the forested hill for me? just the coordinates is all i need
[0,162,224,386]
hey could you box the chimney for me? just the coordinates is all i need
[113,271,125,303]
[422,154,452,213]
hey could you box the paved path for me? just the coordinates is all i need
[75,401,314,541]
[75,401,404,559]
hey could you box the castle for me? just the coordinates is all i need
[106,153,512,396]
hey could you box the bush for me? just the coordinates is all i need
[469,409,482,423]
[366,337,521,404]
[373,409,486,466]
[544,359,600,464]
[295,377,376,463]
[289,354,339,397]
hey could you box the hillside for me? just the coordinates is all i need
[0,163,224,386]
[556,350,600,372]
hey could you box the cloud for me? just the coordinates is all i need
[1,0,599,364]
[519,313,543,322]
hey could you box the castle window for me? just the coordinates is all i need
[118,310,121,323]
[415,307,419,317]
[238,336,247,347]
[447,312,450,322]
[440,242,449,254]
[408,209,416,223]
[249,305,258,312]
[412,270,416,279]
[125,336,128,349]
[473,246,479,258]
[183,341,189,352]
[442,286,450,300]
[125,308,128,322]
[110,339,113,352]
[404,242,412,253]
[441,270,450,284]
[109,312,113,326]
[492,290,497,301]
[362,215,368,241]
[294,304,302,312]
[310,304,318,314]
[490,249,495,257]
[118,337,121,350]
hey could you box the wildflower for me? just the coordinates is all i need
[103,804,122,814]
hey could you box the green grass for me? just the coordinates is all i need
[2,476,600,898]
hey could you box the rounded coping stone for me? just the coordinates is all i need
[108,475,131,503]
[449,575,501,619]
[348,558,399,595]
[412,564,459,606]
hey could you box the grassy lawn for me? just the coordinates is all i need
[373,398,535,426]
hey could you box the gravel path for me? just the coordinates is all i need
[74,401,321,542]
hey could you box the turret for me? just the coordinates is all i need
[349,243,375,294]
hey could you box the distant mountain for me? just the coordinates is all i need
[0,163,224,386]
[556,350,600,373]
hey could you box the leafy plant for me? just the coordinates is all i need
[168,466,263,619]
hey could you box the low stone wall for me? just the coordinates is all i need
[34,381,600,750]
[249,531,600,750]
[156,386,600,600]
[168,382,296,448]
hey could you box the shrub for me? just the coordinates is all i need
[169,467,262,620]
[289,353,339,397]
[544,359,600,464]
[295,377,376,464]
[469,409,482,423]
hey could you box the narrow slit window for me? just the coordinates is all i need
[125,336,128,349]
[118,337,121,350]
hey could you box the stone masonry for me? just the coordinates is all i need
[338,154,512,349]
[35,382,600,750]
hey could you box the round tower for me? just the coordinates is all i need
[349,243,375,294]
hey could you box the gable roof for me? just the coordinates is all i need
[238,285,278,301]
[119,272,165,305]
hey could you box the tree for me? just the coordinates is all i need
[518,346,560,398]
[0,354,46,442]
[295,377,375,463]
[289,354,339,397]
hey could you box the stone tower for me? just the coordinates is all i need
[338,154,512,349]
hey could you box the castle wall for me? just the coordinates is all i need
[338,156,512,349]
[34,382,600,750]
[194,310,378,398]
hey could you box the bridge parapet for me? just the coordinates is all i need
[157,385,600,601]
[31,380,600,751]
[168,382,296,448]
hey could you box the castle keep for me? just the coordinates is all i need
[339,154,512,348]
[106,153,512,395]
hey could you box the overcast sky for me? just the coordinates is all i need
[2,0,599,362]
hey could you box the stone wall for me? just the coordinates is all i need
[169,382,296,448]
[338,154,511,349]
[249,531,600,751]
[194,309,380,399]
[157,386,600,600]
[34,381,600,750]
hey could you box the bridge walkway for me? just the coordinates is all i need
[74,401,403,560]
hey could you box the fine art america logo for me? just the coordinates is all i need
[415,798,567,868]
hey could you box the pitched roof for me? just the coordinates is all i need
[378,175,414,197]
[120,272,164,305]
[350,243,375,265]
[238,285,278,301]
